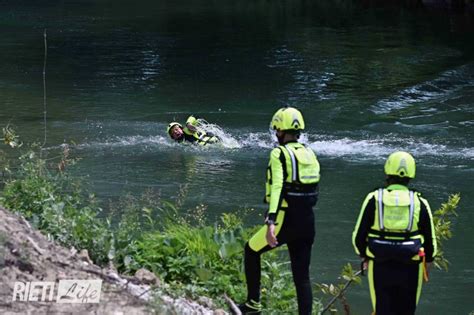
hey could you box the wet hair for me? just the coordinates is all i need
[385,175,410,187]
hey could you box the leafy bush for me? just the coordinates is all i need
[124,213,308,313]
[106,191,174,272]
[0,149,112,265]
[432,193,460,271]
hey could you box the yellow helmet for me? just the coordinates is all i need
[270,107,305,131]
[384,151,416,178]
[167,122,182,135]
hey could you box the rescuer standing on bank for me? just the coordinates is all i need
[352,151,437,315]
[238,107,321,315]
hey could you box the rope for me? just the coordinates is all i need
[422,255,429,282]
[40,29,48,156]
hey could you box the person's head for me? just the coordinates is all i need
[167,122,184,141]
[384,151,416,186]
[270,107,305,145]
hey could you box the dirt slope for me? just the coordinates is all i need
[0,207,223,315]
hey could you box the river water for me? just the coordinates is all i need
[1,1,473,314]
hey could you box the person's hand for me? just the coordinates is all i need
[266,224,278,248]
[361,257,368,271]
[186,123,197,133]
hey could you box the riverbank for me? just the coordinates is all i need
[0,145,311,314]
[0,206,223,314]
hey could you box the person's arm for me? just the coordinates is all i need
[263,148,284,248]
[185,115,199,133]
[195,134,219,146]
[266,148,284,223]
[418,196,437,262]
[352,193,376,258]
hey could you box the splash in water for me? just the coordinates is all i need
[194,119,241,149]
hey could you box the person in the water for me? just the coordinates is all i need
[167,115,219,145]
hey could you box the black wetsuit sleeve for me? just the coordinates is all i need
[354,196,376,258]
[183,133,197,143]
[418,201,435,262]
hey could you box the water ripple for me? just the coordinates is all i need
[372,63,474,114]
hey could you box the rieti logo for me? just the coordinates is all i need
[12,280,102,303]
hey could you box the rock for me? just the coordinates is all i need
[16,259,34,273]
[78,249,93,264]
[198,296,215,308]
[134,268,160,286]
[69,246,77,255]
[213,309,227,315]
[108,260,118,273]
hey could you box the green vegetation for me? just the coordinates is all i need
[0,146,112,265]
[432,193,460,271]
[317,263,363,314]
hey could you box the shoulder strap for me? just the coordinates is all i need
[282,145,298,183]
[274,146,288,183]
[407,190,415,232]
[377,188,384,230]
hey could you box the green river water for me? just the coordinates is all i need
[0,1,473,314]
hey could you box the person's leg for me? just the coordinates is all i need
[241,239,284,314]
[369,260,422,315]
[244,242,272,303]
[370,260,396,315]
[287,237,314,315]
[241,211,288,313]
[392,263,421,315]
